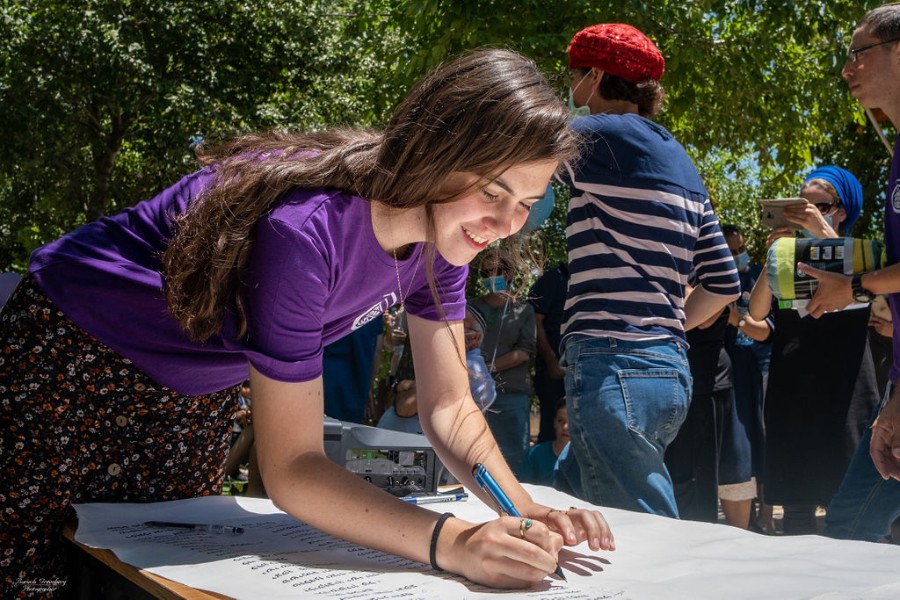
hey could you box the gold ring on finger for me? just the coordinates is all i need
[519,518,533,538]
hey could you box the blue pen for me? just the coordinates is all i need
[472,463,566,580]
[401,493,468,505]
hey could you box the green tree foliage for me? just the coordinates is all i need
[395,0,892,266]
[0,0,407,269]
[0,0,893,272]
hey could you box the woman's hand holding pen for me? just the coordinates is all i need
[436,516,565,589]
[436,505,614,587]
[523,500,615,552]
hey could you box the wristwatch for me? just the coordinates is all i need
[851,274,875,304]
[737,317,747,328]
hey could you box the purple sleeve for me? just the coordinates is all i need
[240,217,330,383]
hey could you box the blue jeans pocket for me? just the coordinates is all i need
[619,368,688,446]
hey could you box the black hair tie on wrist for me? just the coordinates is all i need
[429,512,454,572]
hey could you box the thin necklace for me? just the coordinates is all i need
[392,245,405,310]
[386,209,406,311]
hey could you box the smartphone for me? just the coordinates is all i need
[758,197,808,228]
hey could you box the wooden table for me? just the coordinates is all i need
[63,522,231,600]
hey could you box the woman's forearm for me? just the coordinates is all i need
[419,391,530,509]
[748,267,773,321]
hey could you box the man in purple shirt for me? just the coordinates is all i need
[799,4,900,542]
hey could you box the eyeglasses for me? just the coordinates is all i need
[847,37,900,63]
[813,201,841,216]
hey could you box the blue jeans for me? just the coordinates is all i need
[559,336,691,517]
[484,391,530,475]
[553,441,583,498]
[824,384,900,542]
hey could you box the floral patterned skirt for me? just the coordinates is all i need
[0,275,239,598]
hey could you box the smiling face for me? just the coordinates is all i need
[842,25,900,115]
[430,160,558,266]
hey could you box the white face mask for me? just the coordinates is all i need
[567,90,591,119]
[567,72,595,120]
[801,215,833,239]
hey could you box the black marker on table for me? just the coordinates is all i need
[472,463,566,580]
[144,521,244,535]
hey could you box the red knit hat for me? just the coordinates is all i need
[567,23,665,82]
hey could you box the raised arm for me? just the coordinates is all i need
[748,267,774,322]
[748,226,796,321]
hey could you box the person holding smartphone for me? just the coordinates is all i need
[749,166,879,535]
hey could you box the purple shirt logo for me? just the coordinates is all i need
[352,292,397,330]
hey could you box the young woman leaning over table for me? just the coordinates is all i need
[0,48,614,597]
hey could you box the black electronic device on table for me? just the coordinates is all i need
[323,416,440,495]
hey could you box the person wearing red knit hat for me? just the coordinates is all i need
[568,23,665,81]
[554,23,740,519]
[566,23,666,118]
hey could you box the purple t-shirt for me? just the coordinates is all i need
[885,135,900,384]
[30,168,468,395]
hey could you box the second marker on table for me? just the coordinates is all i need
[401,493,469,505]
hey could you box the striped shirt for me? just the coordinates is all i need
[561,113,739,349]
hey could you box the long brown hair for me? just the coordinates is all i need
[163,48,579,341]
